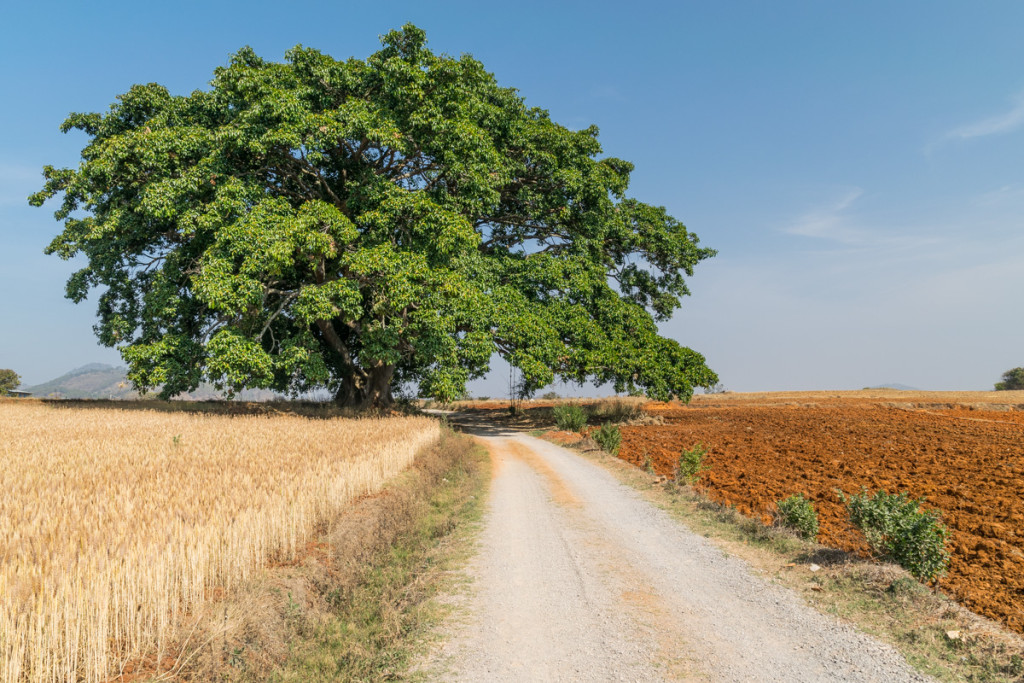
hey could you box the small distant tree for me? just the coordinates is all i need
[995,367,1024,391]
[0,369,20,395]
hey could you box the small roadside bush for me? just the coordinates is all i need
[553,403,587,432]
[675,443,709,484]
[592,423,621,455]
[775,494,819,541]
[841,488,950,583]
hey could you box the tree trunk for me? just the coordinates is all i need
[335,364,395,410]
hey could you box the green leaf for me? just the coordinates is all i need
[33,25,716,408]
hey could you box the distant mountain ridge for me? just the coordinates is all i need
[64,362,119,376]
[23,363,279,401]
[24,364,133,399]
[865,383,920,391]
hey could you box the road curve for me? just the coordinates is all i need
[423,421,931,682]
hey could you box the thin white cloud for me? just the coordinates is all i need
[784,187,865,243]
[671,223,1024,391]
[974,182,1024,207]
[782,187,950,255]
[935,91,1024,147]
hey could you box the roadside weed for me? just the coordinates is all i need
[776,493,820,541]
[593,423,622,455]
[841,488,950,583]
[676,443,710,484]
[553,403,588,432]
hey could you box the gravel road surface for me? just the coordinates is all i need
[422,422,932,682]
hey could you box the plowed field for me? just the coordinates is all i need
[618,390,1024,634]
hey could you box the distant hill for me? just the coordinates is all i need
[23,363,280,401]
[865,383,920,391]
[24,364,134,399]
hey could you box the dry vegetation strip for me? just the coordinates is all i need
[0,401,439,683]
[265,430,487,682]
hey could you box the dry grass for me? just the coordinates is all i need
[0,400,439,682]
[263,430,487,682]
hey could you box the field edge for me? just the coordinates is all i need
[148,427,490,682]
[550,431,1024,683]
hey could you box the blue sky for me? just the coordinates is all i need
[2,1,1023,393]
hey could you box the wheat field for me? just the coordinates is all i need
[0,400,439,682]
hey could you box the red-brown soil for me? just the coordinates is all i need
[618,391,1024,633]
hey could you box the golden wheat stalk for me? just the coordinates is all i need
[0,402,438,682]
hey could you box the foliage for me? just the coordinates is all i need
[0,369,20,395]
[592,423,621,455]
[553,403,588,432]
[994,367,1024,391]
[540,391,560,400]
[775,493,819,540]
[841,488,951,583]
[675,443,709,483]
[31,25,717,408]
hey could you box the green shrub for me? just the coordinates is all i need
[995,367,1024,391]
[775,494,819,540]
[592,423,621,455]
[841,488,950,582]
[553,403,587,432]
[675,443,709,483]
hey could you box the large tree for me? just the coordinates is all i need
[32,25,717,408]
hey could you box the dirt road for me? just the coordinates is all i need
[423,423,931,682]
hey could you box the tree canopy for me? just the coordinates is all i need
[0,369,19,396]
[32,25,717,407]
[995,367,1024,391]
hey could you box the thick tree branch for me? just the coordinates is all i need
[316,319,367,380]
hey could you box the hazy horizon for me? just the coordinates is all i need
[12,359,963,399]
